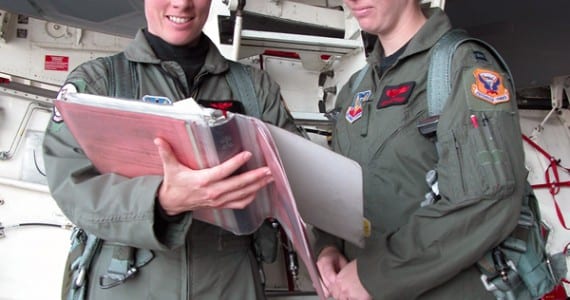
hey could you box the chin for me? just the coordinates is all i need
[166,35,195,46]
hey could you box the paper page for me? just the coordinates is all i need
[266,124,366,248]
[172,97,205,114]
[254,121,328,299]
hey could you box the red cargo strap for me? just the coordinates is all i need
[522,134,570,230]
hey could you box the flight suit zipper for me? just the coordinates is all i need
[190,72,208,99]
[159,62,191,98]
[372,110,425,159]
[451,129,467,194]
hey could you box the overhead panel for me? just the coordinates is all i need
[0,0,144,37]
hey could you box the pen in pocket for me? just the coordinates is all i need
[470,114,479,128]
[481,112,496,147]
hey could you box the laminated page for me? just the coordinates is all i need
[191,114,272,234]
[186,116,265,229]
[193,115,327,299]
[54,100,207,177]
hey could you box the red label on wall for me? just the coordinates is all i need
[45,55,69,71]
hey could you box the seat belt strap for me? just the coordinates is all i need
[426,28,516,118]
[102,52,138,99]
[101,52,154,289]
[225,61,262,119]
[425,29,535,299]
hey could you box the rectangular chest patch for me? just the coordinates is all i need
[377,82,415,109]
[198,100,245,116]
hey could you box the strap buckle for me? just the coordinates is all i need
[480,260,519,297]
[417,115,440,138]
[98,247,154,289]
[99,267,138,289]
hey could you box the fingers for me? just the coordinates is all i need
[318,262,338,291]
[337,254,348,269]
[154,138,256,180]
[154,137,274,211]
[316,247,341,292]
[207,168,274,209]
[207,151,255,181]
[319,280,332,299]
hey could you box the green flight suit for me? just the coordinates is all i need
[314,8,527,299]
[43,30,297,299]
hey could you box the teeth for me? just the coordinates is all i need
[168,16,191,24]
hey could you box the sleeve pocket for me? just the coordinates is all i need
[437,112,515,202]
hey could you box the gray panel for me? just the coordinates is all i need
[49,0,134,22]
[0,0,144,37]
[0,0,43,18]
[447,0,570,89]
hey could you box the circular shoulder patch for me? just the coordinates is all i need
[56,83,78,100]
[52,83,78,123]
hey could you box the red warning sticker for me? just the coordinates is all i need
[45,55,69,71]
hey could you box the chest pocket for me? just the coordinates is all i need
[337,87,427,164]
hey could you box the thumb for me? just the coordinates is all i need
[154,138,180,170]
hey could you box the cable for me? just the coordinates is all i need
[0,222,72,231]
[33,149,47,176]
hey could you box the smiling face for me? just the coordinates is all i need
[145,0,212,46]
[343,0,417,36]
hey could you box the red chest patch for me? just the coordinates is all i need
[198,100,245,116]
[377,82,415,109]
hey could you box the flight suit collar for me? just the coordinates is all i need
[123,30,161,64]
[122,29,231,77]
[367,8,453,67]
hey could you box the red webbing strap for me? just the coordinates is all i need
[522,134,570,230]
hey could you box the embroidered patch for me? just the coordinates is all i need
[471,68,510,104]
[377,82,415,109]
[198,100,245,116]
[142,95,172,105]
[345,90,371,123]
[52,83,78,123]
[56,83,77,101]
